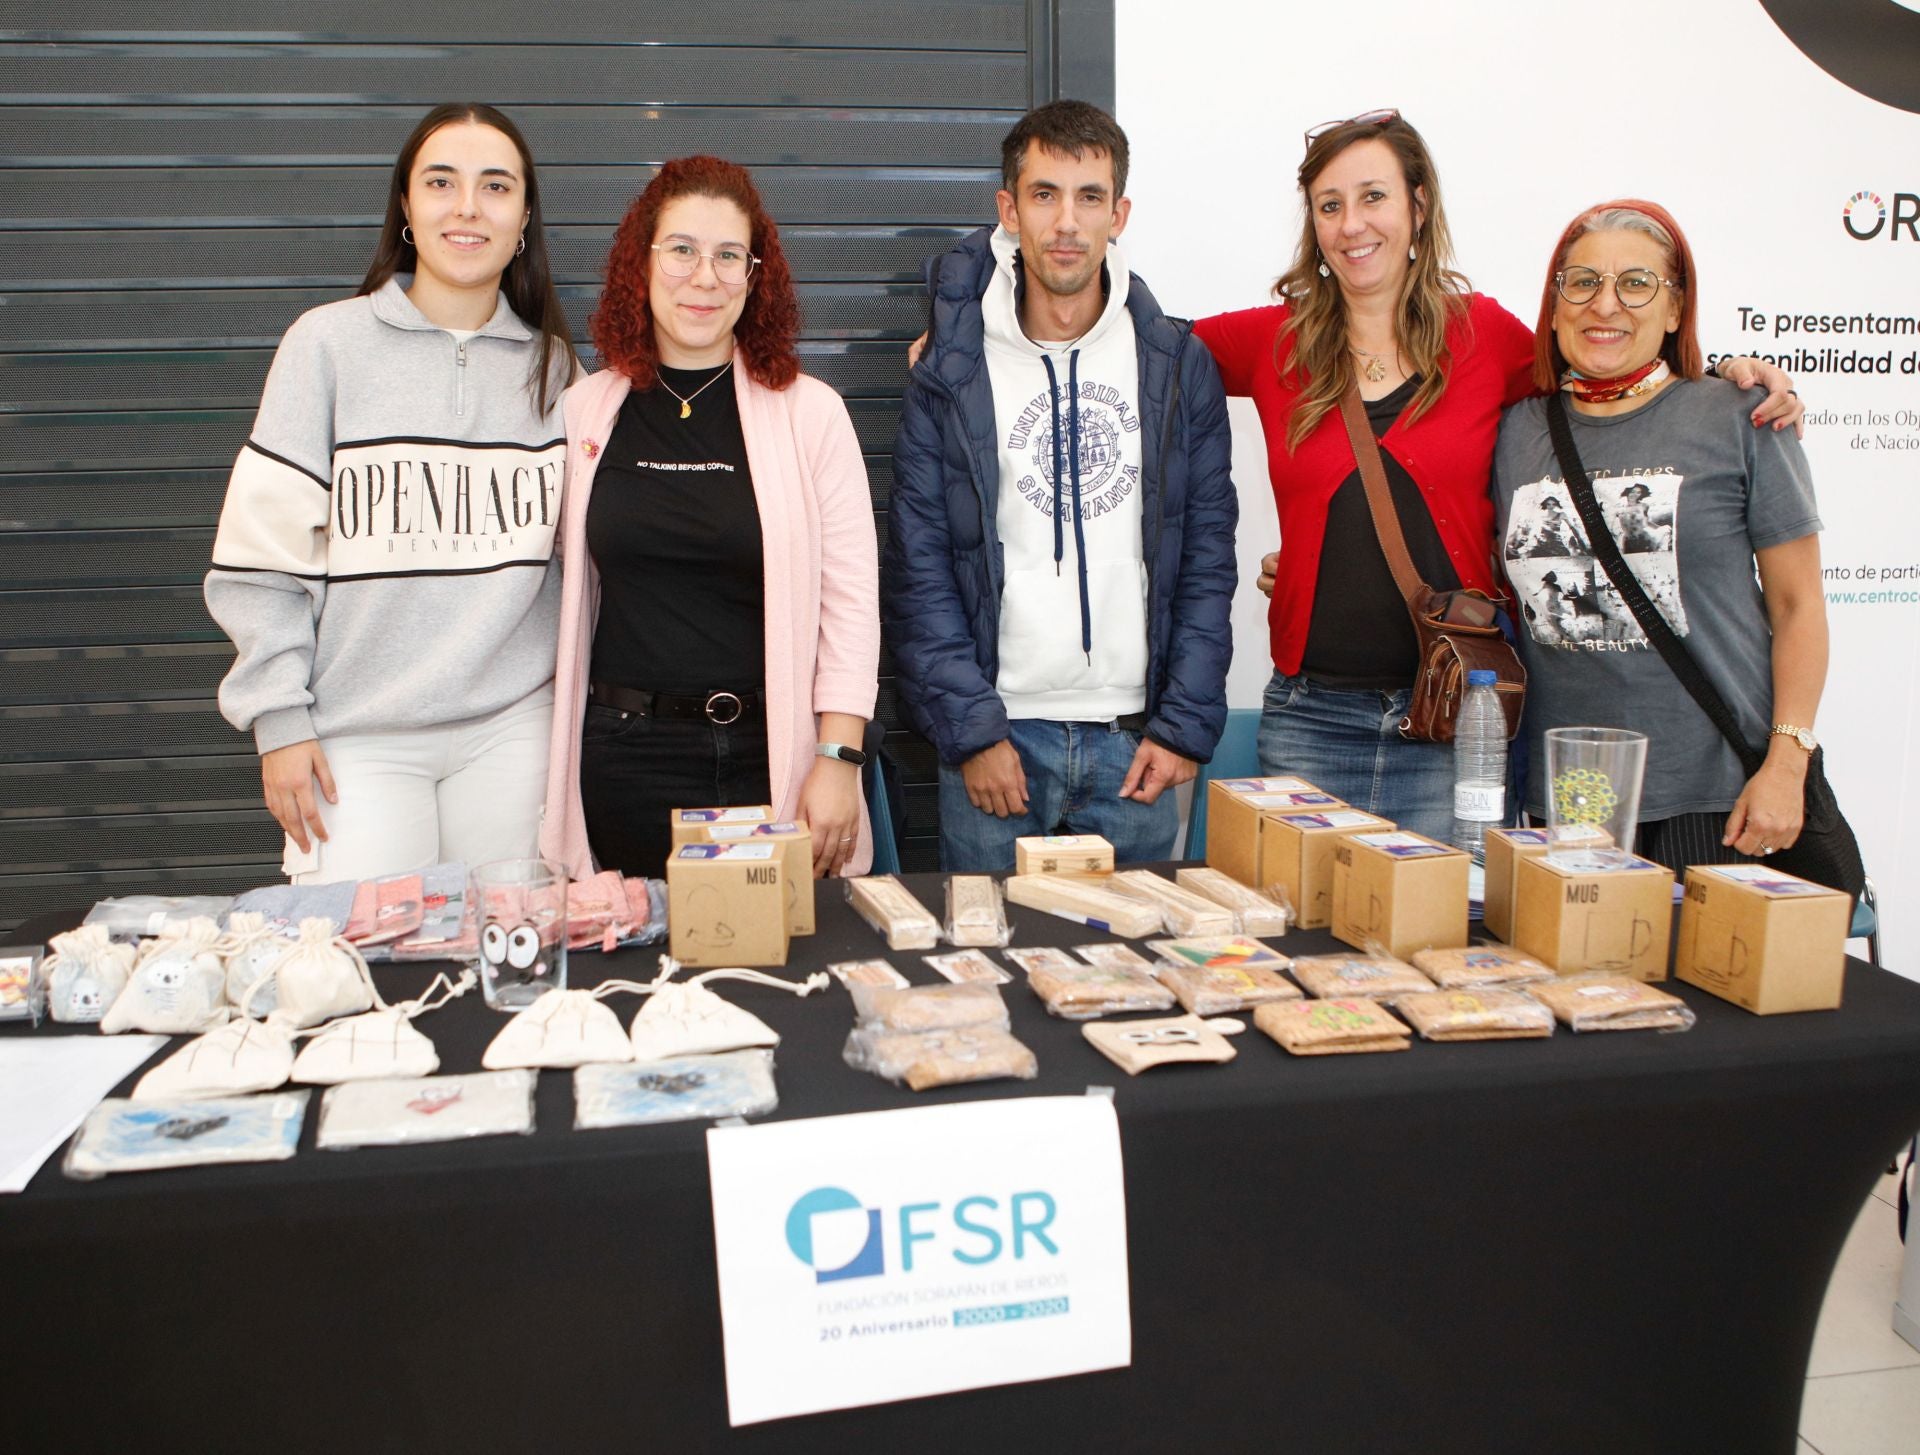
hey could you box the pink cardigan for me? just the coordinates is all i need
[539,362,881,879]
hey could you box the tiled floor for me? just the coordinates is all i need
[1800,1164,1918,1454]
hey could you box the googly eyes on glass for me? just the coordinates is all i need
[480,922,508,965]
[506,925,541,971]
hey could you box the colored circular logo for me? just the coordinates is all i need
[785,1186,862,1266]
[1553,768,1619,828]
[1842,189,1887,240]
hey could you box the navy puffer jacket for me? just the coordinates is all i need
[884,227,1238,766]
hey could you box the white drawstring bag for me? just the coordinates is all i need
[628,962,828,1062]
[264,917,375,1031]
[42,925,136,1024]
[290,969,476,1084]
[481,981,652,1070]
[132,1017,297,1101]
[101,917,230,1035]
[219,912,293,1017]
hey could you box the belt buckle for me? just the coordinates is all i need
[704,691,744,725]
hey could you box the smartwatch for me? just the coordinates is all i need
[816,742,869,767]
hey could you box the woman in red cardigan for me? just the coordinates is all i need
[1196,110,1799,840]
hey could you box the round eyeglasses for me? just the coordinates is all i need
[651,241,759,286]
[1554,266,1677,308]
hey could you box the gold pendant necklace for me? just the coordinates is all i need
[659,360,734,419]
[1351,345,1393,384]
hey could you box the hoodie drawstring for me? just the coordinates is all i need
[1040,349,1095,664]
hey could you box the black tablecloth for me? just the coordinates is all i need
[10,870,1920,1455]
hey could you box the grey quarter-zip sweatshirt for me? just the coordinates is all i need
[205,277,566,753]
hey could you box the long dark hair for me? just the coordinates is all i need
[358,103,578,415]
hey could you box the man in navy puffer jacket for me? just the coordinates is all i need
[885,101,1237,870]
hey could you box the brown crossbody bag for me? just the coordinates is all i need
[1336,383,1526,744]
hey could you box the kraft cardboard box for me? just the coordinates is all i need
[700,820,815,937]
[1674,864,1849,1014]
[1260,809,1396,929]
[1015,834,1115,876]
[1483,826,1616,942]
[1512,855,1674,982]
[1205,777,1346,886]
[670,804,775,848]
[1330,830,1470,958]
[666,842,789,968]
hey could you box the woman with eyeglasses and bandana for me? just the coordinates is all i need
[1197,112,1800,839]
[539,156,879,881]
[1490,200,1855,887]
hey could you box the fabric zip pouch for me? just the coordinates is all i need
[1254,997,1413,1056]
[63,1091,309,1179]
[132,1017,297,1101]
[1156,961,1303,1016]
[1410,945,1555,990]
[481,981,653,1069]
[289,968,475,1084]
[628,964,826,1061]
[264,918,377,1031]
[1529,975,1697,1033]
[101,917,230,1035]
[1290,952,1433,1001]
[316,1070,537,1149]
[41,924,136,1024]
[1393,988,1555,1041]
[574,1050,779,1129]
[219,911,295,1017]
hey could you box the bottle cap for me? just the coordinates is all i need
[1467,670,1498,686]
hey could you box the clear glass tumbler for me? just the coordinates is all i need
[470,858,568,1011]
[1544,727,1649,871]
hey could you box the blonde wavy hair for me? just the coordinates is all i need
[1273,114,1472,451]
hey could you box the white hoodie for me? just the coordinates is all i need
[983,226,1148,722]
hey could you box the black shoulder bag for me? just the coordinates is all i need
[1544,393,1864,906]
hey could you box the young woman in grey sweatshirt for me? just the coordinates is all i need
[204,103,579,883]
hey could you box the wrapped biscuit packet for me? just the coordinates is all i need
[1530,975,1697,1033]
[1392,988,1555,1042]
[1255,997,1412,1056]
[850,980,1009,1034]
[1290,951,1432,1001]
[1410,945,1554,990]
[844,1024,1038,1091]
[1156,960,1302,1016]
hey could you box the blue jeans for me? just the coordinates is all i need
[937,718,1180,871]
[1256,671,1455,842]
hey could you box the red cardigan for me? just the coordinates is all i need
[1194,294,1535,676]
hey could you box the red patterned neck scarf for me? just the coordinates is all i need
[1559,358,1670,404]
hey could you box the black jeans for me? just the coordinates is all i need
[579,703,773,877]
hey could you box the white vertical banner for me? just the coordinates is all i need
[1118,0,1920,967]
[706,1096,1131,1426]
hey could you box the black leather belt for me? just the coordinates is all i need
[588,681,763,725]
[1115,711,1149,733]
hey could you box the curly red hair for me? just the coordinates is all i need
[591,155,799,390]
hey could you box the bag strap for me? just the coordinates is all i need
[689,967,832,997]
[1337,382,1432,613]
[1543,393,1765,779]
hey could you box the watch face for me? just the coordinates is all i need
[1796,729,1817,752]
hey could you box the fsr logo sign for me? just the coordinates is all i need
[784,1184,1060,1283]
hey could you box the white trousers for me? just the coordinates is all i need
[284,683,554,885]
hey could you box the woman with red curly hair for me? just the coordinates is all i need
[540,156,880,880]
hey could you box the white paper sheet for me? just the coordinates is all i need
[0,1036,168,1193]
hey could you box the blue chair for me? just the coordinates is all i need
[861,719,903,875]
[1182,708,1263,859]
[1850,876,1880,967]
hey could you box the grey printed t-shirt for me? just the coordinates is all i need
[1491,378,1821,821]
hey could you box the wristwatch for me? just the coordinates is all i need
[816,742,869,767]
[1770,723,1818,754]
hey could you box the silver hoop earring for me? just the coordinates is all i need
[1317,259,1331,278]
[516,233,527,257]
[402,225,414,245]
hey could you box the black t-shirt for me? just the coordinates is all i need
[1299,375,1461,689]
[587,365,765,692]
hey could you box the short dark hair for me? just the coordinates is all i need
[1000,99,1129,198]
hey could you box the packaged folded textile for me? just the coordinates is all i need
[1155,959,1303,1016]
[1254,997,1412,1056]
[1409,945,1555,990]
[1391,988,1556,1041]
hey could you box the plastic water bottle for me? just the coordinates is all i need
[1451,669,1507,863]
